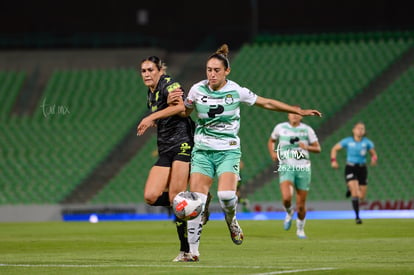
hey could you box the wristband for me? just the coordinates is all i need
[330,158,336,162]
[371,155,377,162]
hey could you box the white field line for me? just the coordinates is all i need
[0,263,336,273]
[252,267,337,274]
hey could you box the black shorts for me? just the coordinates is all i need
[344,164,368,185]
[154,142,192,167]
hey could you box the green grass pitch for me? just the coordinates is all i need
[0,219,413,274]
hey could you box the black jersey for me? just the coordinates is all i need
[146,74,195,154]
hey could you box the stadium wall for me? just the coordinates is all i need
[1,200,413,222]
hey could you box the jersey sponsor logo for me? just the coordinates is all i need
[229,140,237,146]
[207,105,224,118]
[282,129,308,137]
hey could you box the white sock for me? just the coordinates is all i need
[296,218,306,231]
[187,192,207,257]
[218,190,237,224]
[284,206,293,215]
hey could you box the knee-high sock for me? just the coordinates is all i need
[152,192,170,206]
[218,190,238,224]
[187,192,207,257]
[352,197,360,219]
[175,216,189,253]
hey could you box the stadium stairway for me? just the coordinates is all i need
[60,126,156,203]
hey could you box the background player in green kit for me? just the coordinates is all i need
[168,44,322,261]
[268,111,321,239]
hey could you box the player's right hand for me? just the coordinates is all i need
[167,88,184,105]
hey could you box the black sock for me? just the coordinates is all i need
[175,216,189,253]
[152,192,170,206]
[352,197,360,219]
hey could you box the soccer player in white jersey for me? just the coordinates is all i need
[168,44,322,261]
[268,111,321,238]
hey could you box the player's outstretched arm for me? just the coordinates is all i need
[137,103,185,136]
[254,96,322,117]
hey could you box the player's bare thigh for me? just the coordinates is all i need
[168,160,191,202]
[190,172,213,195]
[144,166,170,204]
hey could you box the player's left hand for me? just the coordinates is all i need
[137,118,156,136]
[300,109,322,117]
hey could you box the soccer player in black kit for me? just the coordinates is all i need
[137,56,195,262]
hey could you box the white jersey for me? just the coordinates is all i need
[185,79,258,151]
[270,122,318,166]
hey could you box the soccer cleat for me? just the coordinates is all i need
[173,252,199,262]
[182,254,199,262]
[172,251,191,262]
[283,209,294,231]
[227,217,244,245]
[296,229,307,239]
[356,218,363,224]
[202,192,213,225]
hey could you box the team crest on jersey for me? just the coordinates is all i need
[224,94,234,104]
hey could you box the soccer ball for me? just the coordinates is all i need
[172,191,203,221]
